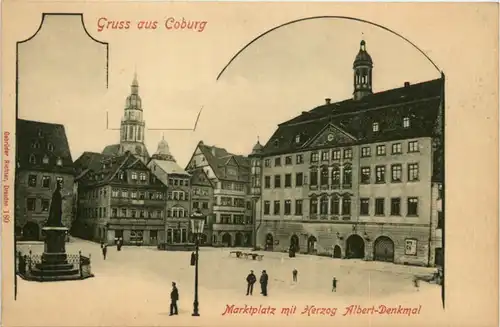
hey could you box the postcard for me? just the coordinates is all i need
[1,1,498,327]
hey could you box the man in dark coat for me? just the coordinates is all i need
[246,270,257,295]
[170,282,179,315]
[102,243,108,260]
[260,270,269,296]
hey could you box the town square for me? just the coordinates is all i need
[10,12,445,327]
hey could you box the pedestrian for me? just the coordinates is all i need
[413,277,420,291]
[292,268,298,282]
[246,270,257,295]
[260,270,269,296]
[102,243,108,260]
[332,277,337,292]
[170,282,179,316]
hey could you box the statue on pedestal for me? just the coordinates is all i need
[45,182,64,227]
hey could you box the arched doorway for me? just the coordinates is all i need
[346,234,365,259]
[290,234,300,252]
[234,232,243,247]
[373,236,395,262]
[333,245,342,258]
[222,233,232,247]
[23,222,40,241]
[307,235,317,254]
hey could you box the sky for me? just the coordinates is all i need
[18,14,440,168]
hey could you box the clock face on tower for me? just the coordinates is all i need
[135,145,142,154]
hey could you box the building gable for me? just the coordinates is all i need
[305,123,357,149]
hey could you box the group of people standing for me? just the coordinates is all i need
[100,238,124,260]
[245,270,269,296]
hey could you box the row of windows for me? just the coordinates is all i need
[28,154,63,166]
[166,207,188,218]
[262,196,420,217]
[264,167,353,188]
[107,208,163,219]
[220,181,246,192]
[218,214,253,224]
[167,191,189,201]
[372,116,411,132]
[28,175,64,188]
[110,189,165,200]
[192,187,210,196]
[262,162,419,189]
[192,201,210,210]
[218,196,251,208]
[361,163,419,184]
[168,178,190,186]
[263,198,352,216]
[263,140,420,167]
[26,198,50,212]
[30,140,55,151]
[359,197,419,216]
[360,141,419,158]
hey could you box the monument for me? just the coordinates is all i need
[28,182,85,281]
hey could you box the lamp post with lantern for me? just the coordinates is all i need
[190,210,205,317]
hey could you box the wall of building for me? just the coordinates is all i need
[191,184,214,245]
[256,220,432,266]
[16,170,74,239]
[255,137,438,266]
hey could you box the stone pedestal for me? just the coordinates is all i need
[29,227,81,281]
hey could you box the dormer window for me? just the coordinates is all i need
[31,141,40,149]
[119,171,125,180]
[403,117,410,128]
[56,157,63,166]
[37,129,43,137]
[274,139,279,147]
[295,135,301,143]
[47,143,54,152]
[131,172,138,180]
[372,122,379,132]
[42,155,49,164]
[29,154,36,164]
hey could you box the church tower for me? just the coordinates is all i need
[118,73,149,163]
[353,40,373,101]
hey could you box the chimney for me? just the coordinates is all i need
[325,98,331,105]
[211,147,216,156]
[404,82,410,87]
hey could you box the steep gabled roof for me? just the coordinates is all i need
[190,167,214,188]
[16,119,75,175]
[75,151,160,187]
[150,159,190,177]
[196,142,250,182]
[262,78,444,156]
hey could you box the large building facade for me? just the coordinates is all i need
[147,137,192,245]
[189,168,215,245]
[74,152,167,245]
[254,40,444,266]
[15,119,75,240]
[186,142,253,247]
[73,74,167,245]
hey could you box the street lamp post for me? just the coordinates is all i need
[190,210,205,317]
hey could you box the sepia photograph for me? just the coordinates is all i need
[1,3,497,327]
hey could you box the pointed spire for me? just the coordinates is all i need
[132,69,138,87]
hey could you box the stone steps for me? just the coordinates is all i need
[35,263,74,271]
[31,266,80,277]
